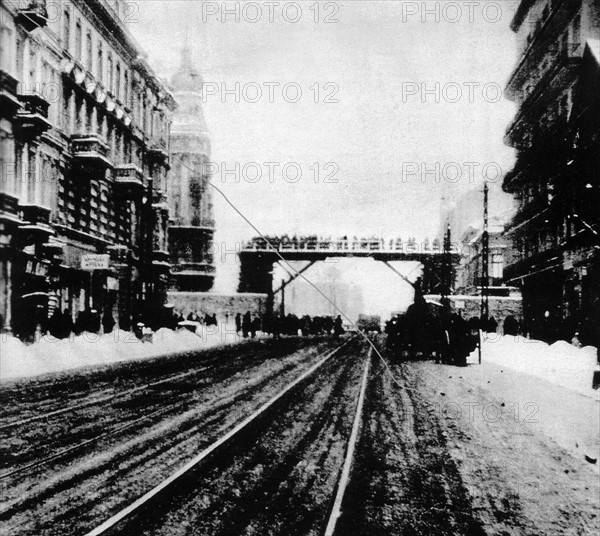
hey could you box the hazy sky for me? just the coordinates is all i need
[129,0,519,306]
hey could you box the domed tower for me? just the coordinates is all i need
[168,46,215,291]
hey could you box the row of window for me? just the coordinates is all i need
[58,6,169,141]
[57,174,141,246]
[514,216,575,260]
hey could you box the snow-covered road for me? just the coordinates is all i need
[404,358,599,535]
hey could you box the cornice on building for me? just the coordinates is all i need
[506,0,577,98]
[510,0,539,32]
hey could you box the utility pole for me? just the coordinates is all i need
[479,181,490,365]
[441,223,452,364]
[442,222,452,302]
[480,182,490,322]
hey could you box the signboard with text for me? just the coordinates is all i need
[81,254,110,271]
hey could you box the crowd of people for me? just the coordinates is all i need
[19,305,348,341]
[11,294,596,369]
[245,235,441,252]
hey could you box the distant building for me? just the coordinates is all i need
[167,46,215,292]
[503,0,600,341]
[437,190,522,325]
[1,0,176,336]
[458,215,513,293]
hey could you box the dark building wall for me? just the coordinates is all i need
[502,0,600,343]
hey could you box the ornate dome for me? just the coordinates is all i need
[170,46,210,150]
[171,46,204,93]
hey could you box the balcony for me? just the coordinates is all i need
[114,163,144,190]
[506,0,577,96]
[70,134,112,170]
[505,46,582,147]
[0,193,22,229]
[16,1,48,32]
[0,71,21,117]
[15,93,51,137]
[504,248,562,283]
[148,139,169,164]
[17,204,54,244]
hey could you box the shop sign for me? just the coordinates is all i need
[81,254,110,271]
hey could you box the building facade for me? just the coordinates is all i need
[167,46,215,292]
[503,0,600,341]
[1,0,176,337]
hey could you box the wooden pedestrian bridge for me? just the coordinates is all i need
[238,236,461,306]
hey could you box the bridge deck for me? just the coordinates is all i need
[240,240,460,262]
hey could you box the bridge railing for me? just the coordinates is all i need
[242,238,462,255]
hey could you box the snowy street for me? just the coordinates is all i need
[401,359,599,535]
[1,334,598,535]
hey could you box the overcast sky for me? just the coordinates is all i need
[129,0,519,306]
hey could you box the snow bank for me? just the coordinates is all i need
[469,333,599,398]
[0,320,245,382]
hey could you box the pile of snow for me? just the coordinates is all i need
[0,320,246,381]
[469,333,599,398]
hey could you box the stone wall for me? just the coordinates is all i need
[425,294,523,324]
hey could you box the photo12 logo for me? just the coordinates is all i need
[401,161,503,184]
[202,82,339,104]
[400,1,519,24]
[201,1,340,24]
[205,161,340,184]
[401,81,504,104]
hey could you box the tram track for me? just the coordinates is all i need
[333,339,487,536]
[0,365,208,432]
[72,336,369,536]
[0,338,336,476]
[0,338,319,431]
[84,339,357,535]
[0,345,330,485]
[1,338,353,536]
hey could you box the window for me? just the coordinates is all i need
[76,94,83,132]
[124,135,131,161]
[28,47,36,90]
[491,253,503,279]
[107,53,114,92]
[97,40,103,80]
[115,63,121,99]
[16,36,23,78]
[141,94,146,131]
[75,20,82,60]
[62,86,71,132]
[96,111,103,136]
[86,31,93,71]
[123,70,129,107]
[44,62,60,125]
[86,100,93,132]
[0,25,14,75]
[63,8,71,50]
[108,122,115,157]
